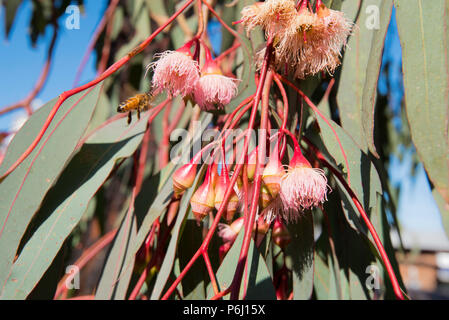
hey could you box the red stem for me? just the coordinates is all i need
[203,251,219,295]
[273,75,289,159]
[211,288,231,300]
[309,142,405,300]
[215,42,241,63]
[73,0,120,87]
[160,55,269,301]
[230,49,273,299]
[275,73,351,185]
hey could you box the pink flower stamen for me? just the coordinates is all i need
[149,42,200,98]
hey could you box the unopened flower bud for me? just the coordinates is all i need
[262,141,285,198]
[219,242,232,262]
[214,164,239,222]
[190,168,215,222]
[259,184,273,210]
[246,147,259,180]
[173,162,197,197]
[272,219,291,249]
[254,217,270,247]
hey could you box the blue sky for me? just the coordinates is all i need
[0,1,447,247]
[0,0,106,131]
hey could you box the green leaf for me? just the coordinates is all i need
[2,0,22,38]
[177,219,208,299]
[322,193,376,300]
[131,113,213,263]
[433,190,449,240]
[361,0,394,157]
[314,209,345,300]
[206,230,276,300]
[115,0,152,61]
[313,252,331,299]
[338,0,393,156]
[131,164,175,258]
[95,203,138,300]
[145,0,168,19]
[285,214,314,300]
[150,164,207,300]
[0,85,102,296]
[395,0,449,207]
[0,113,150,299]
[308,96,405,298]
[309,95,384,238]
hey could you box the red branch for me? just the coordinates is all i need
[307,141,405,300]
[230,56,273,300]
[72,0,120,87]
[275,73,351,185]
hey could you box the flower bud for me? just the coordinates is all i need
[254,217,271,247]
[173,162,197,197]
[272,219,291,249]
[259,184,273,210]
[190,167,215,222]
[262,141,285,198]
[210,161,220,187]
[219,242,232,262]
[246,147,259,180]
[218,217,244,244]
[316,0,330,18]
[214,164,239,222]
[274,266,290,300]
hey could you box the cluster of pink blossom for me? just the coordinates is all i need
[149,41,238,112]
[241,0,353,78]
[260,133,330,223]
[173,132,329,227]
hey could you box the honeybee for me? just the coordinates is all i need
[117,92,154,124]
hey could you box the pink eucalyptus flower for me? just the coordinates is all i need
[248,1,352,79]
[194,75,238,111]
[240,0,297,37]
[190,166,215,223]
[149,44,199,98]
[218,217,269,247]
[279,139,329,221]
[218,217,244,243]
[261,195,284,223]
[194,48,238,111]
[280,163,328,217]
